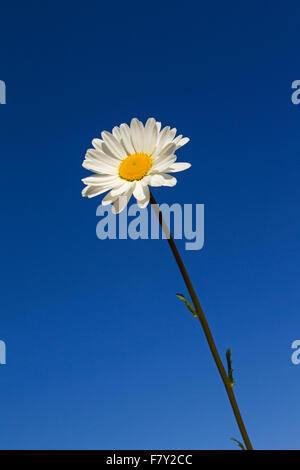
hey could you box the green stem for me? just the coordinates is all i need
[150,191,253,450]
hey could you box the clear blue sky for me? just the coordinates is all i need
[0,0,299,450]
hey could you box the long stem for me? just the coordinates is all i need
[150,191,253,450]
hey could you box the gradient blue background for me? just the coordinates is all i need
[0,0,299,450]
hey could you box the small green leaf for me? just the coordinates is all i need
[226,348,235,387]
[176,293,198,318]
[230,437,246,450]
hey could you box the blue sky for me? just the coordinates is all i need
[0,0,300,450]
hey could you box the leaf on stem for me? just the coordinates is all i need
[176,293,198,318]
[226,348,235,387]
[230,437,246,450]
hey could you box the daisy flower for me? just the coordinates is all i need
[81,118,191,213]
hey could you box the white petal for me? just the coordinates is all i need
[112,126,122,142]
[82,174,119,186]
[130,118,144,153]
[133,181,146,200]
[82,156,119,175]
[176,137,190,148]
[136,184,150,208]
[141,182,150,200]
[164,162,191,173]
[82,159,118,176]
[137,198,150,209]
[100,142,123,162]
[101,131,127,159]
[172,135,182,146]
[154,126,177,155]
[112,189,133,214]
[110,181,132,197]
[151,155,177,173]
[86,147,119,164]
[148,174,165,186]
[154,126,171,155]
[119,123,135,155]
[102,190,119,206]
[153,142,177,164]
[148,173,177,187]
[85,149,119,167]
[169,128,177,139]
[82,185,110,198]
[159,173,177,187]
[143,118,158,154]
[92,138,104,151]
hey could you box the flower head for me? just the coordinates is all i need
[82,118,191,213]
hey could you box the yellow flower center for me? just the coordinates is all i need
[118,152,153,181]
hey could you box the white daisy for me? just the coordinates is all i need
[81,117,191,214]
